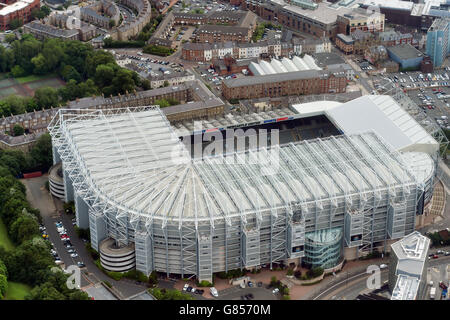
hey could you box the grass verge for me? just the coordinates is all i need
[0,217,14,251]
[4,282,32,300]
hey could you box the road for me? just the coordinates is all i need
[22,175,148,299]
[314,255,450,300]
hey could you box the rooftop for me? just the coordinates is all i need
[387,44,423,60]
[391,275,420,300]
[223,69,345,88]
[280,1,353,26]
[48,107,426,223]
[0,0,35,16]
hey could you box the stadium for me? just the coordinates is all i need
[48,94,438,282]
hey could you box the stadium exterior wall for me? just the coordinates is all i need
[62,174,431,282]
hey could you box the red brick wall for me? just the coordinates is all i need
[222,74,346,100]
[0,0,40,31]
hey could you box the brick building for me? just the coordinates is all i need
[0,0,40,31]
[335,34,354,55]
[196,25,251,43]
[221,70,347,100]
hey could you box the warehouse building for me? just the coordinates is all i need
[222,69,347,100]
[387,44,424,70]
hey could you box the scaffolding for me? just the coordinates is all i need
[48,107,436,280]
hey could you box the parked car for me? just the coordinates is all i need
[77,262,85,268]
[247,281,253,287]
[379,264,388,269]
[70,253,78,258]
[210,287,218,297]
[272,288,279,294]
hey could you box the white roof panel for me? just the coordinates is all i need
[49,107,424,224]
[326,95,439,153]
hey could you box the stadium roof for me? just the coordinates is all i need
[292,95,439,154]
[48,107,431,225]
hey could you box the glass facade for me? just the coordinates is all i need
[304,227,343,269]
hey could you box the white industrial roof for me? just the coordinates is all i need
[0,0,35,16]
[292,100,342,117]
[292,56,310,71]
[250,56,323,76]
[390,231,430,300]
[325,95,439,154]
[48,107,426,224]
[391,275,420,300]
[259,60,276,75]
[248,62,265,76]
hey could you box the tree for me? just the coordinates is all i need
[270,276,277,287]
[26,282,66,300]
[111,68,136,95]
[10,215,39,244]
[9,19,23,30]
[163,80,169,87]
[31,53,48,75]
[154,99,170,108]
[109,19,116,28]
[94,64,115,88]
[60,65,81,83]
[41,6,51,17]
[34,87,59,109]
[141,79,151,90]
[0,47,15,72]
[5,34,16,44]
[12,124,24,137]
[0,274,7,299]
[29,133,52,171]
[11,65,26,78]
[148,271,158,286]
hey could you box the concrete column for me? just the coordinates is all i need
[62,162,74,203]
[135,232,153,276]
[89,210,107,252]
[74,193,89,229]
[52,145,61,165]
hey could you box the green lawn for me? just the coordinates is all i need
[15,73,57,84]
[0,218,14,251]
[4,282,32,300]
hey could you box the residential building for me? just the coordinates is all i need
[23,21,80,41]
[426,18,450,67]
[149,71,195,88]
[336,33,354,55]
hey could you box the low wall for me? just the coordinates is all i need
[288,273,324,286]
[324,259,344,275]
